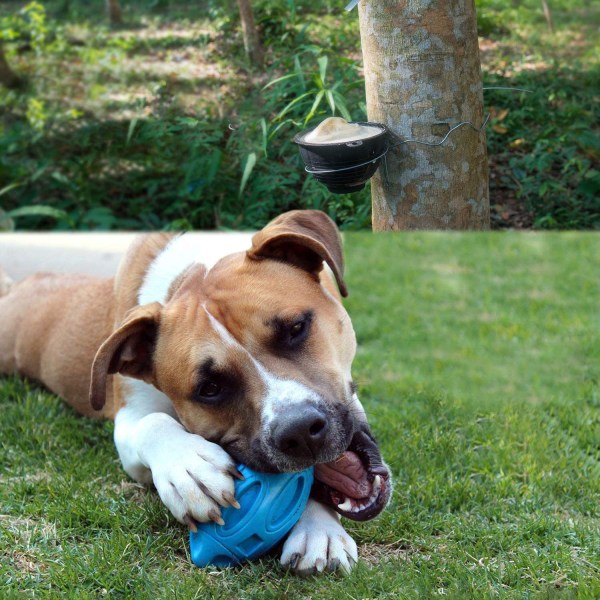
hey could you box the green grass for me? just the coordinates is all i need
[1,233,599,597]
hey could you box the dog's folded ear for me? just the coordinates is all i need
[90,302,162,411]
[247,210,348,297]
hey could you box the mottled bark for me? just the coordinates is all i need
[106,0,123,26]
[0,42,21,89]
[236,0,264,68]
[358,0,489,230]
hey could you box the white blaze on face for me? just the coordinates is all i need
[138,233,253,305]
[202,306,320,429]
[257,367,321,429]
[304,117,382,144]
[350,392,367,424]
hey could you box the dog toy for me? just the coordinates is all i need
[189,464,314,567]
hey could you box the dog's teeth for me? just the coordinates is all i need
[373,475,382,493]
[338,498,353,512]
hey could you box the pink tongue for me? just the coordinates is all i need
[314,451,371,499]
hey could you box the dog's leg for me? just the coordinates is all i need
[281,499,358,575]
[114,379,238,529]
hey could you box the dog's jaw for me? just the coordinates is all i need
[311,427,393,521]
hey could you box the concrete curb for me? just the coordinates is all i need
[0,232,255,281]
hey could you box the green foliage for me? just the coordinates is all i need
[0,0,597,230]
[0,2,49,51]
[0,1,372,230]
[486,66,600,229]
[264,53,358,128]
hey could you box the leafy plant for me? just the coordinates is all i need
[486,65,600,229]
[263,51,360,134]
[0,0,597,231]
[0,2,49,53]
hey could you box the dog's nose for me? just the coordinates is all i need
[271,405,329,459]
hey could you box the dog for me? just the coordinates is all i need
[0,210,391,574]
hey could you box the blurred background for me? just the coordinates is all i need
[0,0,598,231]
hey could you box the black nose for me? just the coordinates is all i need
[271,404,329,459]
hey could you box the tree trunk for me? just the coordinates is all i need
[106,0,123,26]
[236,0,264,68]
[541,0,555,33]
[0,42,21,89]
[358,0,489,230]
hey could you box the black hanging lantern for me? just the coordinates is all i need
[294,121,389,194]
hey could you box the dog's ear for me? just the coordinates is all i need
[247,210,348,297]
[90,302,161,411]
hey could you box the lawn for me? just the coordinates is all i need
[0,0,598,230]
[1,233,599,597]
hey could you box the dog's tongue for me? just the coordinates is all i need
[314,451,371,499]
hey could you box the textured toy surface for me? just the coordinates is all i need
[189,464,314,567]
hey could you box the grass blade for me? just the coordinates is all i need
[318,55,328,84]
[304,90,325,125]
[0,182,24,198]
[275,91,312,121]
[326,89,336,114]
[126,118,138,145]
[239,152,257,198]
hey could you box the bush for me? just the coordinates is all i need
[486,66,600,229]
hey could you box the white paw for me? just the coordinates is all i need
[281,499,358,575]
[136,415,240,529]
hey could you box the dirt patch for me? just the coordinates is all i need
[0,471,53,485]
[0,514,58,542]
[103,479,148,505]
[11,551,42,574]
[358,541,416,566]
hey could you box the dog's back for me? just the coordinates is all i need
[0,271,115,416]
[0,233,173,418]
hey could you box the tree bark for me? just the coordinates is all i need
[236,0,264,68]
[0,42,21,89]
[106,0,123,26]
[358,0,489,230]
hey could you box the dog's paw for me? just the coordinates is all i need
[140,422,240,528]
[281,499,358,575]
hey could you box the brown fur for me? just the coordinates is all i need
[0,234,173,418]
[0,211,355,471]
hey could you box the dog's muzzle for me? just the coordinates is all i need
[242,407,391,522]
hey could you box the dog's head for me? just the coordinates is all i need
[91,211,391,521]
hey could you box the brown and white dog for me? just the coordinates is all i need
[0,210,391,574]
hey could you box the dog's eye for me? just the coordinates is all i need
[198,381,221,398]
[193,379,225,405]
[284,313,312,349]
[269,310,313,355]
[286,315,311,348]
[192,358,239,406]
[289,321,305,339]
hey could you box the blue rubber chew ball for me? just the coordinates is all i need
[189,465,314,567]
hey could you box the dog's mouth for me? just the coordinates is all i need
[310,429,391,521]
